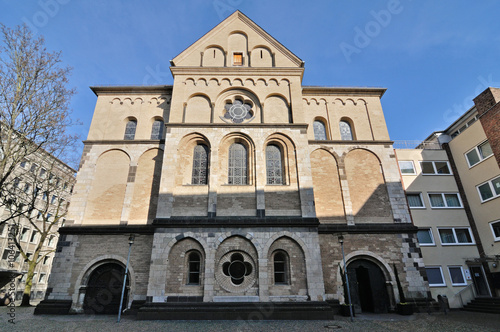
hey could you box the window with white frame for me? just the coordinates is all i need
[438,228,474,245]
[426,266,446,286]
[490,220,500,241]
[420,161,451,175]
[399,161,416,175]
[20,228,30,242]
[428,193,462,208]
[417,229,434,245]
[477,176,500,202]
[448,266,466,286]
[407,193,425,208]
[465,140,493,167]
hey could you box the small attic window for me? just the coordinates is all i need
[233,53,243,66]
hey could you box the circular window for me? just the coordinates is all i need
[223,100,253,123]
[216,251,256,292]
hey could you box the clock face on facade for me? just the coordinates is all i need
[223,99,253,123]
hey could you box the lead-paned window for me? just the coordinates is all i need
[339,121,353,140]
[228,143,247,185]
[313,120,327,140]
[191,145,209,185]
[187,252,201,285]
[150,120,164,140]
[266,145,283,185]
[124,120,137,140]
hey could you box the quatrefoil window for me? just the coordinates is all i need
[224,100,253,124]
[222,253,253,285]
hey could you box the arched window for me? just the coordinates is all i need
[150,120,164,139]
[339,121,353,140]
[124,120,137,140]
[228,143,247,185]
[313,120,327,140]
[187,251,201,285]
[273,251,288,284]
[266,144,283,185]
[192,144,209,185]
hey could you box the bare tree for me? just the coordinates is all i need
[3,147,76,306]
[0,23,77,227]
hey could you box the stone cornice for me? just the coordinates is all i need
[170,66,304,77]
[308,140,394,145]
[166,123,308,129]
[82,139,165,145]
[90,85,173,96]
[302,86,386,97]
[153,217,319,228]
[318,223,418,234]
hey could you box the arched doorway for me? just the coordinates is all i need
[83,263,129,314]
[347,259,389,314]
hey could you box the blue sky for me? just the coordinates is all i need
[2,0,500,153]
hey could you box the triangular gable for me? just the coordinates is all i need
[171,11,303,68]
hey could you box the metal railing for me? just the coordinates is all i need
[454,283,476,308]
[393,140,443,150]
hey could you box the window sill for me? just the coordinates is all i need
[419,244,436,247]
[430,207,463,209]
[440,243,475,246]
[409,207,426,209]
[422,174,453,176]
[429,284,446,287]
[451,283,467,287]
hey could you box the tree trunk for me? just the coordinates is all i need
[20,259,37,306]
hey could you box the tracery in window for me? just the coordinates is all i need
[339,121,353,140]
[192,144,209,185]
[124,120,137,140]
[266,144,283,185]
[228,143,247,185]
[313,120,327,140]
[150,120,164,140]
[224,99,253,124]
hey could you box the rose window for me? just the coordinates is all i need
[222,253,253,285]
[215,251,257,293]
[223,100,253,123]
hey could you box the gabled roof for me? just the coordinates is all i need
[171,10,303,67]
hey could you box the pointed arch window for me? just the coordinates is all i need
[187,251,201,285]
[313,120,327,140]
[150,120,164,139]
[192,144,209,185]
[124,120,137,140]
[266,144,283,185]
[228,143,247,185]
[273,251,289,284]
[340,121,353,140]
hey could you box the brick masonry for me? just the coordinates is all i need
[474,87,500,168]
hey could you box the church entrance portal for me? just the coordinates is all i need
[83,263,129,314]
[347,259,389,314]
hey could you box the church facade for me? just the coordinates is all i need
[37,11,429,319]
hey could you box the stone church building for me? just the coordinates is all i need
[36,11,429,319]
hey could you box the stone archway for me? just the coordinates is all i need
[83,262,129,314]
[347,259,389,314]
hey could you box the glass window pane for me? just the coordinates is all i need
[478,141,493,159]
[478,183,494,201]
[435,162,450,174]
[444,194,461,207]
[491,177,500,196]
[421,162,435,174]
[192,145,209,185]
[429,194,445,207]
[313,121,327,140]
[466,149,480,166]
[449,267,465,285]
[417,230,433,244]
[407,194,423,208]
[151,120,163,139]
[399,161,415,174]
[426,267,444,285]
[228,143,247,185]
[266,145,283,185]
[124,120,137,140]
[439,229,455,243]
[455,229,472,243]
[339,121,353,140]
[492,222,500,238]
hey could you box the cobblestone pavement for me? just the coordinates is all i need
[1,307,499,332]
